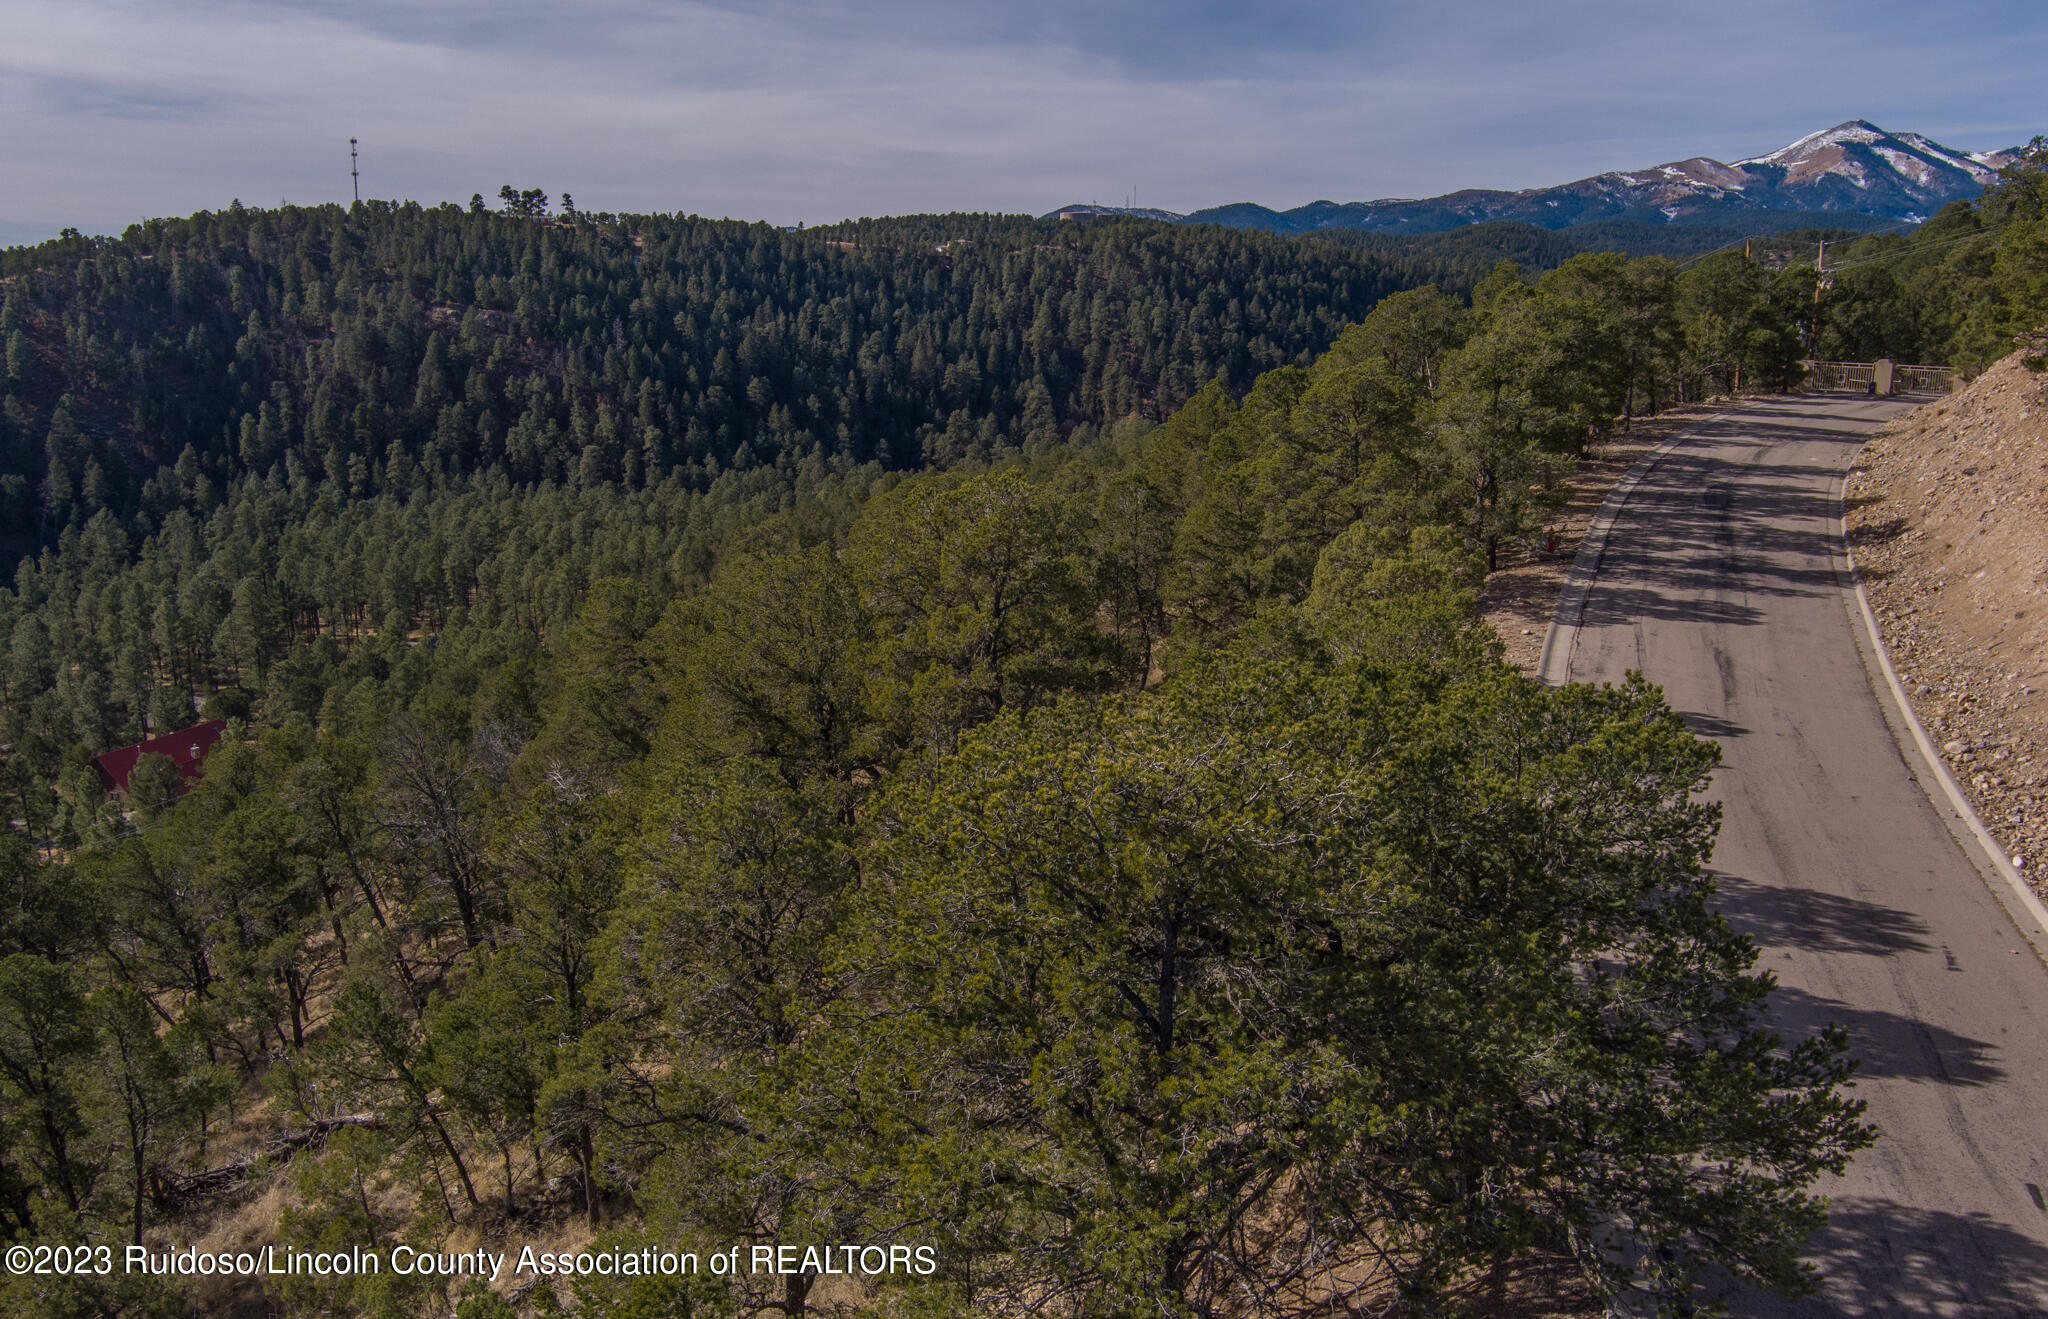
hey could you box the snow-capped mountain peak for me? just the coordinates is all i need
[1733,120,1999,191]
[1736,119,1887,167]
[1047,121,2014,237]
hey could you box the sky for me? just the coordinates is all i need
[2,0,2044,246]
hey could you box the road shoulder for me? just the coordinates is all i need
[1480,407,1718,675]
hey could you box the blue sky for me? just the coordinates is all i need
[2,0,2043,245]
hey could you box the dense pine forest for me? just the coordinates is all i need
[0,203,1454,557]
[0,143,2041,1318]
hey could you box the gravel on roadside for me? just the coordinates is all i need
[1846,351,2048,890]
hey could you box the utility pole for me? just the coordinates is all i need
[1808,239,1827,357]
[350,138,360,203]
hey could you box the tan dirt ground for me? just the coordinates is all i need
[1480,406,1722,673]
[1845,351,2048,889]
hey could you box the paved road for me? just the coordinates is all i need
[1543,394,2048,1317]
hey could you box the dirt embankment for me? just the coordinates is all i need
[1481,406,1721,673]
[1846,351,2048,881]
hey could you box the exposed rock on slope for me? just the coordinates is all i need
[1846,352,2048,883]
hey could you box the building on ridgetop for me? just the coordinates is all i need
[91,720,227,795]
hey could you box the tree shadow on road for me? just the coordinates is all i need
[1576,508,1843,628]
[1676,709,1751,739]
[1711,873,1931,956]
[1765,985,2005,1088]
[1704,1197,2048,1317]
[1706,876,2006,1090]
[1568,417,1884,632]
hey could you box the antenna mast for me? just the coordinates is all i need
[350,138,360,203]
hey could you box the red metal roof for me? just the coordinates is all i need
[92,720,227,794]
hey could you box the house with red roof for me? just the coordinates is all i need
[91,720,227,795]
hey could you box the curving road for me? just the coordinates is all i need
[1542,393,2048,1317]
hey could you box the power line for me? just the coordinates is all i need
[1670,218,1919,273]
[1671,224,1827,271]
[1818,223,2003,274]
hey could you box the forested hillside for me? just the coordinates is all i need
[1327,216,1881,267]
[0,187,1883,805]
[1806,138,2048,366]
[0,203,1464,571]
[2,148,2042,1316]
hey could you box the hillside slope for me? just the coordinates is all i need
[1847,351,2048,880]
[0,206,1463,577]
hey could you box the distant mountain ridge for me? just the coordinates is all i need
[1047,121,2019,235]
